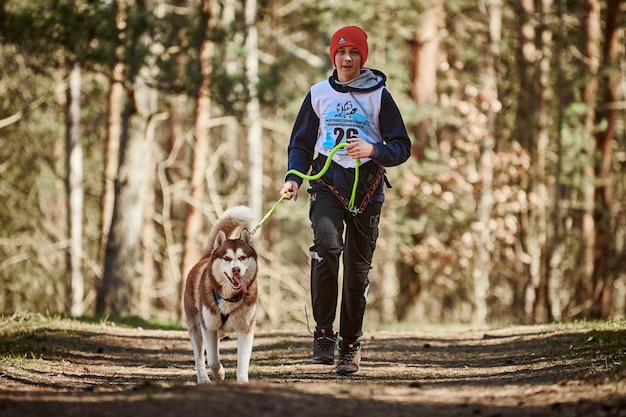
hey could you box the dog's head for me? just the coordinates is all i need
[210,229,257,295]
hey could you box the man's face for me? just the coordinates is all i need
[334,46,362,82]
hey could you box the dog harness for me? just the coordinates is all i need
[212,289,243,325]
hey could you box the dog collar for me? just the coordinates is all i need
[213,289,244,303]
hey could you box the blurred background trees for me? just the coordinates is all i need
[0,0,624,328]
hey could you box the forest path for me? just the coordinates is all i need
[1,318,625,416]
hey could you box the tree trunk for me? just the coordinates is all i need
[138,111,168,318]
[245,0,262,219]
[409,0,443,161]
[401,1,444,323]
[531,0,554,323]
[516,0,551,323]
[575,0,601,318]
[594,0,621,318]
[157,97,187,317]
[97,1,159,317]
[180,0,214,313]
[472,0,501,325]
[547,0,567,322]
[380,205,399,323]
[98,77,157,317]
[65,60,84,317]
[99,0,126,265]
[515,0,537,152]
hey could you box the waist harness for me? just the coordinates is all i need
[311,156,387,215]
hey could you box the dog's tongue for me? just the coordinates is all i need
[235,276,249,294]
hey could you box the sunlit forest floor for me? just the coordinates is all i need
[1,316,625,416]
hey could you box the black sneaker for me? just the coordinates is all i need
[312,328,337,364]
[336,340,361,375]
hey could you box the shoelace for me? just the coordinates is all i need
[339,344,359,364]
[316,334,337,351]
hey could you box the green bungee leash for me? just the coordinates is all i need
[251,143,361,236]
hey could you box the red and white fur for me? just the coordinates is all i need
[183,206,258,383]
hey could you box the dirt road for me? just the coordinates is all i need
[1,318,625,416]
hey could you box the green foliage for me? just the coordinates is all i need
[1,0,114,64]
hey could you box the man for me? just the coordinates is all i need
[280,25,411,375]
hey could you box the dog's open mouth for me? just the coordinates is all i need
[226,273,249,294]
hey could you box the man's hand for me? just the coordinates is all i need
[346,138,374,160]
[279,180,299,201]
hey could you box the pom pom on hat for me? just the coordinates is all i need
[330,25,369,67]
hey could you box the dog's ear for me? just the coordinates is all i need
[214,230,227,252]
[240,228,252,244]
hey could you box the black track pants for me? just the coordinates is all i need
[308,189,382,343]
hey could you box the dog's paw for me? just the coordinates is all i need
[197,376,211,384]
[210,363,225,381]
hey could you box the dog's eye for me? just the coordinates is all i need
[223,255,232,262]
[238,255,247,262]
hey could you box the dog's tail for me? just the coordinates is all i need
[203,205,257,254]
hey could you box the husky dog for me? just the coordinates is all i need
[183,206,258,383]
